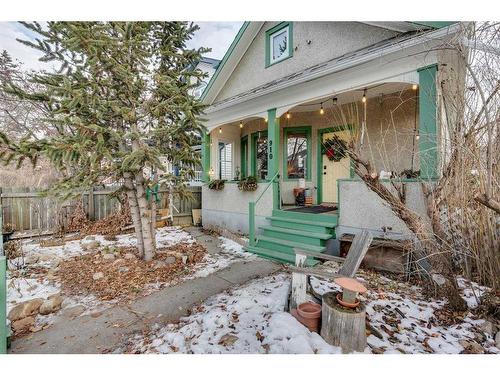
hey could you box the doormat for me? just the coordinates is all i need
[285,205,337,214]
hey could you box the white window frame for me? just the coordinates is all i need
[269,26,290,65]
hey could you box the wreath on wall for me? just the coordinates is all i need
[321,136,348,162]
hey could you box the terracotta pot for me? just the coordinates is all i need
[336,292,360,308]
[292,302,321,332]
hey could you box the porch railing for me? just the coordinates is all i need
[248,171,280,247]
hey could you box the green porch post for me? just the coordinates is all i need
[1,196,6,353]
[201,132,211,183]
[418,64,438,180]
[267,109,280,209]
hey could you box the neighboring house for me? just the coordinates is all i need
[191,57,220,98]
[199,22,466,263]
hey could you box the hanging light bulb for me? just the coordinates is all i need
[264,118,268,123]
[332,97,338,105]
[415,132,420,140]
[239,121,243,129]
[362,88,367,103]
[286,112,291,119]
[219,127,222,134]
[412,84,418,91]
[320,103,324,115]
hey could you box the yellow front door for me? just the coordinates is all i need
[321,131,351,203]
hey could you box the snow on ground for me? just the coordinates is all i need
[190,236,256,278]
[7,228,256,321]
[121,273,339,354]
[121,270,498,354]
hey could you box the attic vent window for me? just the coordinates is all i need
[265,22,293,67]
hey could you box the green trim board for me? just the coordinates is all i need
[250,130,268,181]
[200,22,250,101]
[410,22,457,29]
[201,132,211,182]
[418,64,438,180]
[267,109,280,209]
[240,135,248,178]
[283,125,312,182]
[265,22,293,68]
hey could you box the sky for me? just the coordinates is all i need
[0,21,242,71]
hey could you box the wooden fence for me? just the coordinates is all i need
[0,186,201,235]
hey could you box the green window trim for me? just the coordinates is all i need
[240,135,248,178]
[265,22,293,68]
[283,125,312,182]
[250,130,268,181]
[316,125,354,204]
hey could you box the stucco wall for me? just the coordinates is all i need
[231,87,418,204]
[201,183,273,234]
[337,179,430,239]
[214,22,398,103]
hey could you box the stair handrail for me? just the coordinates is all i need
[248,171,280,247]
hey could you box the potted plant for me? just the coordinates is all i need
[237,176,258,192]
[208,179,226,190]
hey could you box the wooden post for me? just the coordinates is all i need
[88,187,95,221]
[320,292,366,353]
[290,253,307,310]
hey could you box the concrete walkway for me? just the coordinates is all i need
[9,229,281,354]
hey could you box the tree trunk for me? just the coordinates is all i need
[134,171,156,261]
[320,292,366,353]
[123,173,145,258]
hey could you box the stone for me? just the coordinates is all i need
[124,253,136,260]
[62,305,86,319]
[480,320,495,337]
[85,235,96,241]
[93,272,104,281]
[113,258,126,267]
[82,240,100,251]
[12,316,35,333]
[8,298,44,321]
[181,255,188,264]
[24,254,40,265]
[495,331,500,349]
[39,295,64,315]
[38,253,58,262]
[164,256,176,265]
[103,253,115,261]
[460,340,484,354]
[118,266,130,273]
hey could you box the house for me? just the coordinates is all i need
[199,22,466,264]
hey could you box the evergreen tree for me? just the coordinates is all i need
[0,22,208,260]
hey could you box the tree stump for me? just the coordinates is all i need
[320,292,366,353]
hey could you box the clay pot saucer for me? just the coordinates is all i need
[334,277,367,293]
[334,277,367,308]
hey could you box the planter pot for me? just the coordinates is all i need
[292,301,321,332]
[336,292,360,308]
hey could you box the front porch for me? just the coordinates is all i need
[201,69,438,264]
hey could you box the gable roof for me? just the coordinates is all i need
[200,21,458,105]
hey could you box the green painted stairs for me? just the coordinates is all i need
[245,209,338,265]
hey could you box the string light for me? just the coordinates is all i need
[320,103,324,115]
[412,84,418,90]
[362,88,367,103]
[332,97,338,105]
[239,121,243,128]
[265,118,268,123]
[286,112,291,119]
[219,127,222,134]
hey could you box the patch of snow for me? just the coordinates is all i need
[7,277,60,314]
[456,277,489,309]
[190,236,256,278]
[123,273,340,354]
